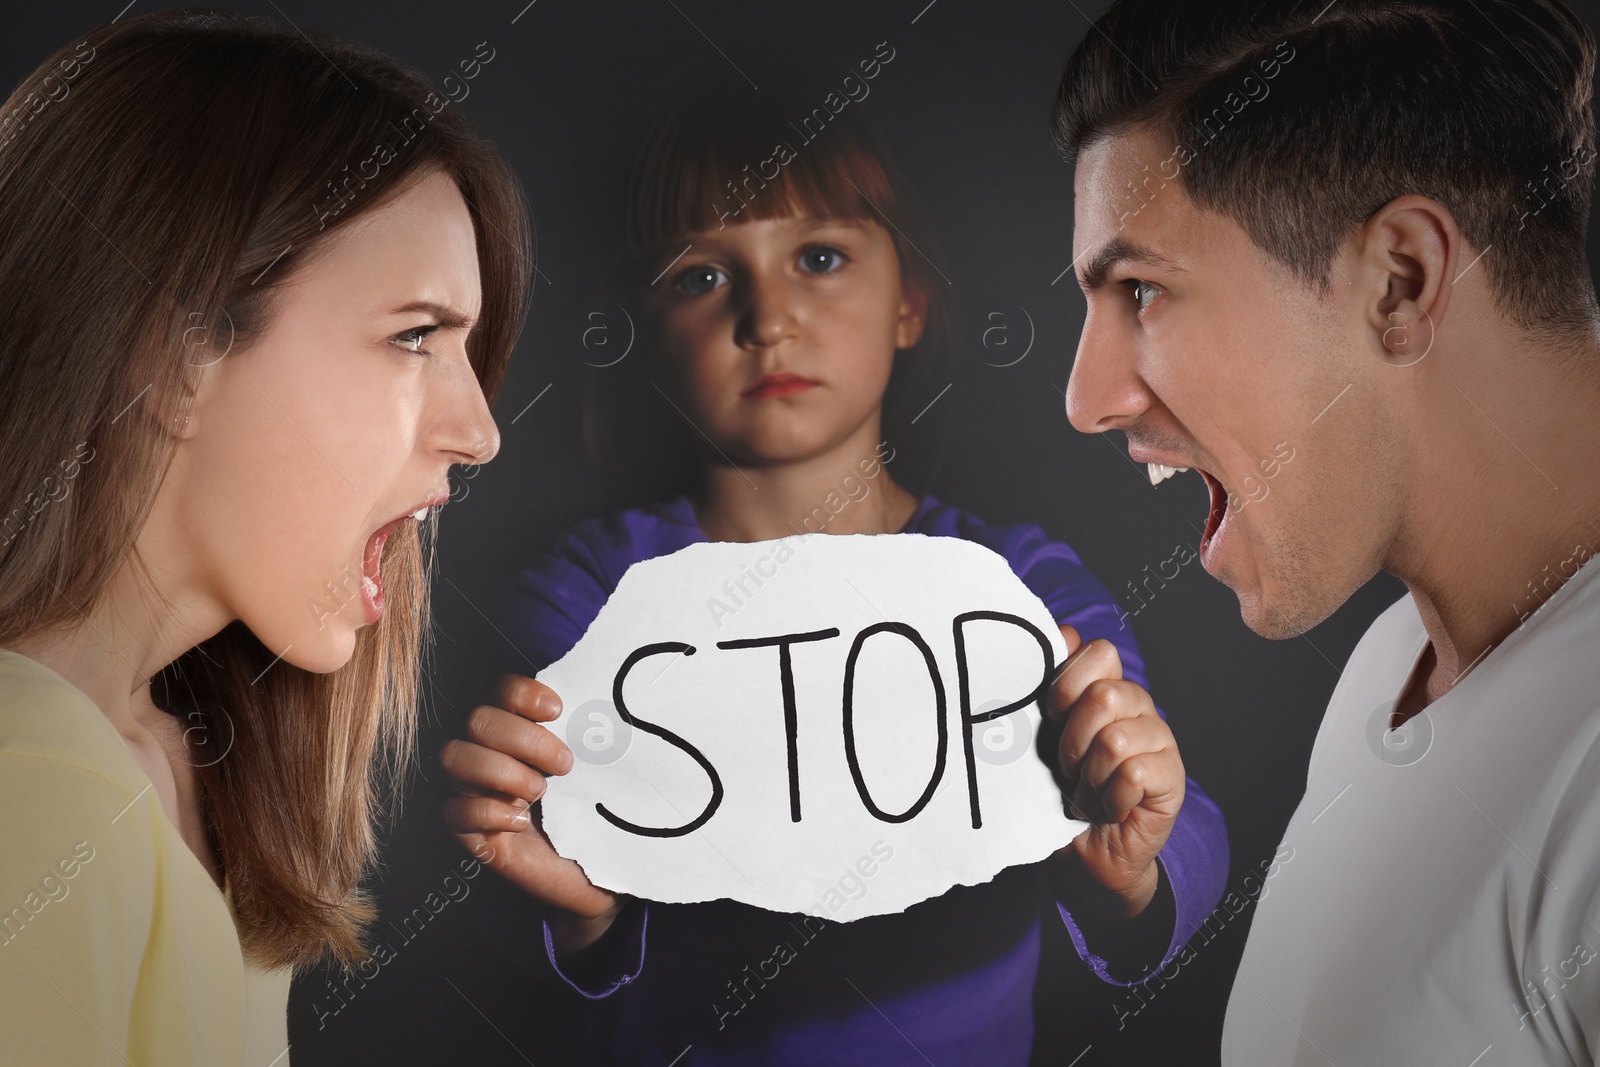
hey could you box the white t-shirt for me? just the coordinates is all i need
[1223,553,1600,1066]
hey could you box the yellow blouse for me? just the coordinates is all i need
[0,650,292,1066]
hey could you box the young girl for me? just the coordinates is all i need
[444,76,1226,1064]
[0,12,528,1065]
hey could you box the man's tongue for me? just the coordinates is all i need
[1201,470,1228,547]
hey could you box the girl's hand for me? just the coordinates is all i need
[1045,625,1185,919]
[441,674,627,954]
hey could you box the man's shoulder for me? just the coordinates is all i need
[1346,589,1426,668]
[1508,550,1600,671]
[1322,589,1427,711]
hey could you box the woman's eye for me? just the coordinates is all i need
[798,245,846,274]
[1131,280,1161,313]
[392,324,441,354]
[674,265,727,295]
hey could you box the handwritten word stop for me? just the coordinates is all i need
[538,534,1085,921]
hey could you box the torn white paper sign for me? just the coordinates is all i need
[538,533,1087,922]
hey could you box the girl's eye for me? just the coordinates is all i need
[1131,279,1161,314]
[392,324,441,354]
[798,245,847,274]
[674,265,727,295]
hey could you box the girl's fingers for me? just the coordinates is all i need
[1046,637,1124,722]
[496,674,563,722]
[448,817,617,919]
[1102,751,1184,825]
[1058,624,1083,662]
[1056,677,1149,776]
[1072,750,1184,827]
[1071,714,1173,801]
[439,738,547,802]
[444,793,534,835]
[465,704,573,774]
[1096,751,1157,824]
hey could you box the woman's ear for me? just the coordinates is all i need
[895,276,929,350]
[138,298,235,439]
[140,380,201,441]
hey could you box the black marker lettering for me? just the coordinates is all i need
[952,611,1054,829]
[841,622,946,823]
[595,642,723,837]
[716,628,840,822]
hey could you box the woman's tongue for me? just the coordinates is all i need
[361,527,389,614]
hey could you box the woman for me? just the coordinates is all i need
[0,9,529,1065]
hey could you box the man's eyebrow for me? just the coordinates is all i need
[1077,237,1185,295]
[387,300,477,329]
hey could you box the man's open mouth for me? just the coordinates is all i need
[1144,459,1230,567]
[1196,468,1228,558]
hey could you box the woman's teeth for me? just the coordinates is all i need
[411,506,429,521]
[1147,462,1190,486]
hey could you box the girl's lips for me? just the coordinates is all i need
[742,373,820,399]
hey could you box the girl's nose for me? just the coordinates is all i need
[734,273,800,350]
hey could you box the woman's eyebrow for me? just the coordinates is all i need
[386,299,477,329]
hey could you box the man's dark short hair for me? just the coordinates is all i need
[1053,0,1599,341]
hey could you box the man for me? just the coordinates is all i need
[1055,0,1600,1062]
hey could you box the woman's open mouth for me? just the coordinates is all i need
[359,518,405,623]
[358,493,447,624]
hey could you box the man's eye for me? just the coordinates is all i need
[392,324,440,354]
[1131,280,1161,313]
[674,266,727,295]
[798,245,847,274]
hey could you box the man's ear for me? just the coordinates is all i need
[1358,194,1461,368]
[895,275,929,351]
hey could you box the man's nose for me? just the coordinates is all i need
[1065,309,1148,434]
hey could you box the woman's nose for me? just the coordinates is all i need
[433,356,502,467]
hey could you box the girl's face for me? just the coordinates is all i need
[154,169,500,673]
[650,214,925,465]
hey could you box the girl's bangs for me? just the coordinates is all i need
[628,116,899,255]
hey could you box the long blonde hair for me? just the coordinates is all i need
[0,9,530,970]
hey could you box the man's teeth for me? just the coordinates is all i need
[411,507,429,521]
[1146,462,1190,486]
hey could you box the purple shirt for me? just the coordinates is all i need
[490,495,1229,1065]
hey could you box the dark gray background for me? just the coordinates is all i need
[9,1,1600,1063]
